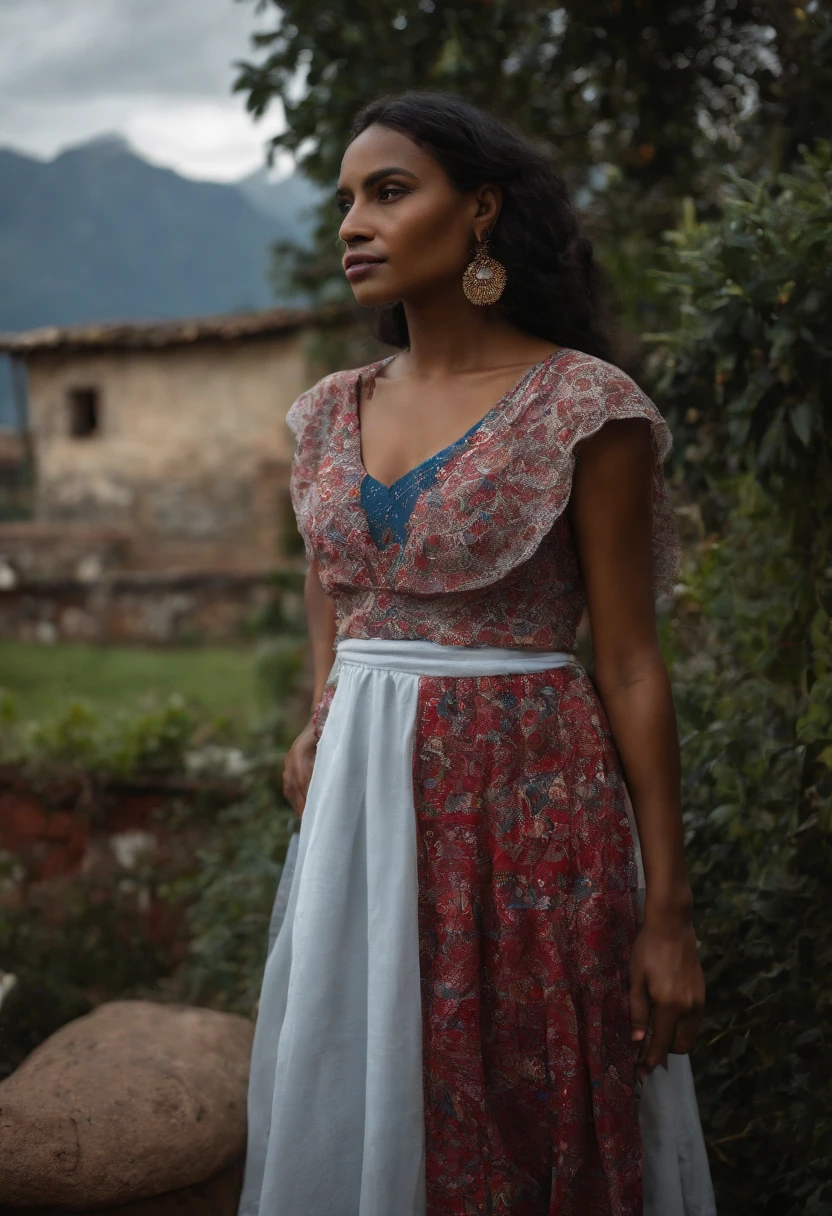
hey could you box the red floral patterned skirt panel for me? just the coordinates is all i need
[412,665,642,1216]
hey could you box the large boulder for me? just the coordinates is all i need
[0,1001,254,1210]
[0,1158,244,1215]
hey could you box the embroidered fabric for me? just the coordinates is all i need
[360,414,488,549]
[286,347,683,736]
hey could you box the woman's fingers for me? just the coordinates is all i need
[642,1002,677,1074]
[295,752,316,816]
[629,922,707,1079]
[281,762,299,817]
[637,991,705,1078]
[282,751,305,817]
[671,1006,704,1055]
[629,972,651,1045]
[282,729,318,818]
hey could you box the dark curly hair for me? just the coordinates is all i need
[349,90,617,363]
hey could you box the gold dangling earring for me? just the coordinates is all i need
[462,232,507,306]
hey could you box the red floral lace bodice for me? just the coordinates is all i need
[287,347,681,720]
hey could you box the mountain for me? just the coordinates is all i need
[237,166,326,233]
[0,135,321,332]
[0,137,323,425]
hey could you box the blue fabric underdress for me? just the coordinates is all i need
[359,416,487,549]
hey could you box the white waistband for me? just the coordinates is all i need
[334,637,578,678]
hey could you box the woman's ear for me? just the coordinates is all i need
[474,184,503,240]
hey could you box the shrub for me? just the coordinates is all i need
[160,773,296,1016]
[0,656,304,1071]
[0,693,222,786]
[647,144,832,1214]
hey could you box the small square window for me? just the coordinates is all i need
[67,387,100,438]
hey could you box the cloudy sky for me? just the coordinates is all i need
[0,0,291,180]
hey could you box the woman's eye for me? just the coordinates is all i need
[336,187,406,215]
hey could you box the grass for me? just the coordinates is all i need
[0,640,263,728]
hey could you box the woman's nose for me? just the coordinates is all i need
[338,202,374,246]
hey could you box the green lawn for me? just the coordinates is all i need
[0,641,262,727]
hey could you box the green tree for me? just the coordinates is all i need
[648,144,832,1214]
[648,141,831,668]
[236,0,831,188]
[234,0,832,318]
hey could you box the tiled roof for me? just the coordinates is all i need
[0,304,351,355]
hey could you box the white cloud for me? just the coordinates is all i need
[126,101,291,181]
[0,0,288,180]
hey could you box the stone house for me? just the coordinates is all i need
[0,306,356,575]
[0,306,374,642]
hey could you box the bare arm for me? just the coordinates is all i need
[569,417,704,1075]
[283,561,337,817]
[305,560,338,711]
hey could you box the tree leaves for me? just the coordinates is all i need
[646,142,832,522]
[232,1,832,318]
[652,147,832,1213]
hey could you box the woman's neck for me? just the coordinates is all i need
[397,289,525,379]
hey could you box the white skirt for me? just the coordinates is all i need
[239,638,716,1216]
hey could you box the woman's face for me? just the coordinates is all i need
[336,124,497,307]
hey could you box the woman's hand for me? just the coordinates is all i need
[629,909,706,1080]
[282,717,318,818]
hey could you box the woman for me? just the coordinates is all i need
[240,92,716,1216]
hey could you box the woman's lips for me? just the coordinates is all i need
[344,259,385,281]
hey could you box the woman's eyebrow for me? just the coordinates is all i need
[336,166,418,196]
[363,166,418,187]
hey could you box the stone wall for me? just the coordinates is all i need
[0,567,305,645]
[0,763,241,891]
[0,521,132,584]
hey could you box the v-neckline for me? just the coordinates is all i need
[361,413,487,494]
[348,347,568,493]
